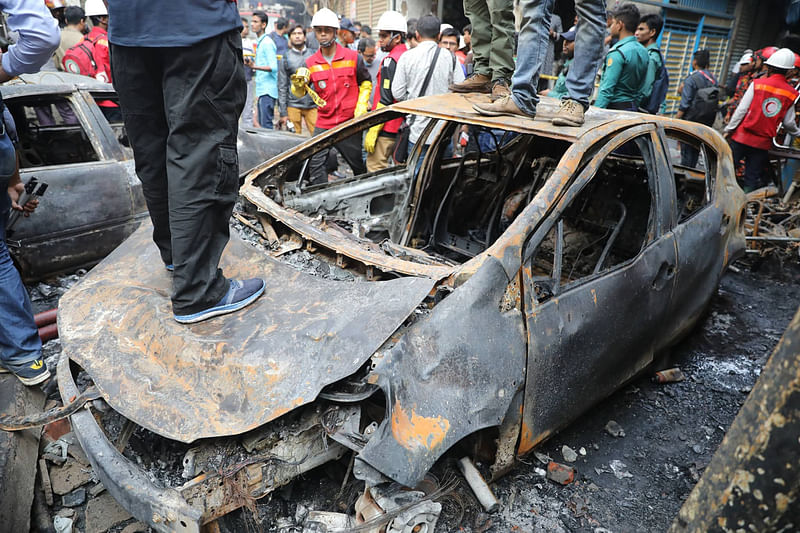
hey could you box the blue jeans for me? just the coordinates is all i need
[0,132,41,368]
[257,94,275,129]
[511,0,606,115]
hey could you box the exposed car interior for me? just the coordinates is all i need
[664,130,714,222]
[7,95,99,168]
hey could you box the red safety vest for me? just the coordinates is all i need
[372,43,407,134]
[732,73,799,150]
[305,44,360,130]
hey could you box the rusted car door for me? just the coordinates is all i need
[518,126,678,453]
[657,128,729,341]
[5,92,141,280]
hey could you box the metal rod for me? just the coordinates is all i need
[746,236,800,242]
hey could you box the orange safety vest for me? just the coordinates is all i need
[305,44,359,129]
[371,43,407,134]
[732,73,799,150]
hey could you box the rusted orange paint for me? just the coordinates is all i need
[391,400,450,451]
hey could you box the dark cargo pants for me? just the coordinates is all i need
[110,30,246,315]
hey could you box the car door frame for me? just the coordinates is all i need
[516,123,679,455]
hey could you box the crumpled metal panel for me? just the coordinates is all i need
[358,257,526,487]
[58,222,435,442]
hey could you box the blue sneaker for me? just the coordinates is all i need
[165,264,174,272]
[174,278,265,324]
[0,356,50,386]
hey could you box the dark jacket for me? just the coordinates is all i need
[278,46,316,115]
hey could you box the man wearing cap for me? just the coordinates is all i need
[305,8,371,184]
[724,48,800,192]
[544,27,575,100]
[365,10,407,172]
[338,17,358,49]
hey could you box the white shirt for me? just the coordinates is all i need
[392,40,465,144]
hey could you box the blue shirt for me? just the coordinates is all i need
[107,0,241,47]
[255,34,278,99]
[0,0,59,76]
[268,31,288,60]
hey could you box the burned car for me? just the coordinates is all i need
[3,72,302,281]
[56,94,746,531]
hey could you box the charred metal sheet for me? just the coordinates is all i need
[243,186,454,279]
[670,306,800,532]
[358,257,526,487]
[58,222,436,442]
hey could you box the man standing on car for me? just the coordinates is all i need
[725,48,800,192]
[0,0,60,385]
[278,25,316,135]
[108,0,265,324]
[364,11,407,172]
[304,8,371,184]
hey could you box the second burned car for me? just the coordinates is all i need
[56,94,746,531]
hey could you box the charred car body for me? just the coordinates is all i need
[3,72,302,281]
[57,94,746,531]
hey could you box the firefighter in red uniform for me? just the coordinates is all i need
[725,48,800,192]
[302,8,371,184]
[364,11,407,172]
[85,0,111,83]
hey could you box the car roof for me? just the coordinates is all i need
[392,93,654,142]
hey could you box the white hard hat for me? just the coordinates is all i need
[766,47,796,70]
[311,8,339,29]
[376,11,406,33]
[84,0,107,17]
[737,52,753,65]
[440,23,453,33]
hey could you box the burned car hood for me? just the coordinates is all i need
[58,223,435,443]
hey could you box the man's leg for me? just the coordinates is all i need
[366,135,395,172]
[743,146,769,192]
[552,0,606,126]
[258,94,275,129]
[680,143,700,168]
[335,131,367,176]
[287,106,303,134]
[309,126,330,184]
[303,107,318,135]
[241,76,254,127]
[0,168,47,385]
[452,0,493,92]
[486,0,515,93]
[159,30,250,316]
[111,45,172,267]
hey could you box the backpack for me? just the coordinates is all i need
[62,35,100,76]
[685,70,719,125]
[642,48,669,114]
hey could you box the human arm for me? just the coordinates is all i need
[365,57,398,152]
[639,51,659,104]
[278,56,289,117]
[782,101,800,137]
[93,40,112,83]
[354,55,372,117]
[391,55,409,101]
[253,39,277,72]
[7,152,37,215]
[724,83,754,134]
[676,73,698,118]
[0,0,60,82]
[594,51,622,108]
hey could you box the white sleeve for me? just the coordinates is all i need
[782,103,800,137]
[725,84,754,132]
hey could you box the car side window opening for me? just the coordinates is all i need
[92,94,131,156]
[664,130,715,222]
[527,135,656,302]
[8,96,99,168]
[405,124,570,263]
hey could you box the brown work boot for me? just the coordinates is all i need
[473,96,535,118]
[490,79,511,101]
[552,99,585,127]
[451,73,492,93]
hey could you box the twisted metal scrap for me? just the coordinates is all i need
[0,386,101,431]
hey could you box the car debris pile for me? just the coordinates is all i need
[744,185,800,260]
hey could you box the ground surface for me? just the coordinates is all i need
[24,257,800,533]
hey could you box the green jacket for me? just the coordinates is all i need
[549,58,572,100]
[595,36,648,108]
[638,42,663,107]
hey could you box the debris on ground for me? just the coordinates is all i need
[744,186,800,259]
[604,420,625,438]
[561,445,578,463]
[654,367,686,383]
[546,462,576,485]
